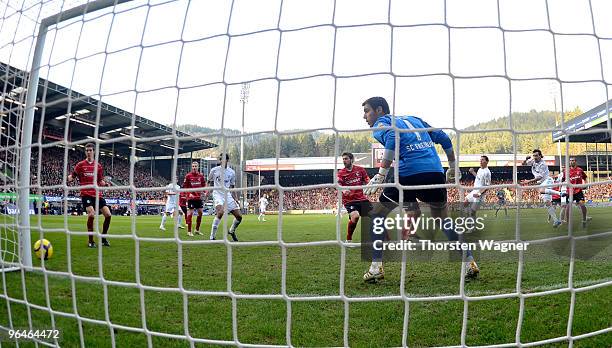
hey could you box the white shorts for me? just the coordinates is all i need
[259,206,266,213]
[466,190,482,203]
[165,202,177,213]
[539,177,554,202]
[213,192,240,212]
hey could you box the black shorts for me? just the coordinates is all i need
[552,197,562,205]
[187,199,203,209]
[180,205,188,215]
[571,191,585,203]
[497,198,506,205]
[344,200,372,216]
[379,172,447,209]
[81,196,108,210]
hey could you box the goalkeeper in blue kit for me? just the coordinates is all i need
[361,96,480,282]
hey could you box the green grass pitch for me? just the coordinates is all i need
[1,207,611,347]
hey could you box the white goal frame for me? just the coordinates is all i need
[18,0,136,270]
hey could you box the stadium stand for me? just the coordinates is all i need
[251,181,612,211]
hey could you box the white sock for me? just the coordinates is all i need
[210,217,220,239]
[547,206,559,223]
[160,214,167,226]
[230,218,241,233]
[369,261,382,273]
[177,214,183,225]
[545,188,562,196]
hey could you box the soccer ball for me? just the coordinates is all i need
[34,239,53,260]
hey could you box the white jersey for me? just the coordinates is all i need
[208,165,239,211]
[165,183,180,206]
[526,158,550,184]
[208,165,236,190]
[473,167,492,189]
[467,167,491,204]
[259,197,269,209]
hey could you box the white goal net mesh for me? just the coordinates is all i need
[0,0,611,347]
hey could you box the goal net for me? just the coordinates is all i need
[0,0,611,347]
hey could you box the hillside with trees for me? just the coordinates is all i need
[178,106,592,162]
[454,107,593,156]
[176,125,373,161]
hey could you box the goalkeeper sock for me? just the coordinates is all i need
[370,216,384,262]
[443,225,474,260]
[369,261,382,273]
[230,218,241,233]
[547,206,559,223]
[196,215,202,231]
[210,217,220,239]
[160,214,167,226]
[347,221,357,241]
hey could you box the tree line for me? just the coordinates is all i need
[177,107,591,163]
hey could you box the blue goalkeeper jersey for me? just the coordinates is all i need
[372,115,452,177]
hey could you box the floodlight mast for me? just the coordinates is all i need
[20,0,136,268]
[240,83,250,211]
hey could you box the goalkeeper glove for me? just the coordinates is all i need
[364,167,388,195]
[446,161,456,182]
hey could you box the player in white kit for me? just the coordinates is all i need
[465,155,492,217]
[160,182,185,230]
[521,149,566,228]
[258,194,269,222]
[208,154,242,241]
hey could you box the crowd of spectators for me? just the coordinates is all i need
[250,180,612,211]
[28,147,169,200]
[3,146,612,212]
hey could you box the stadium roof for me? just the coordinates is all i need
[0,62,216,157]
[552,99,612,143]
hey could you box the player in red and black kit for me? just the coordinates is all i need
[183,161,207,237]
[337,152,372,242]
[179,191,188,216]
[67,143,112,248]
[567,157,592,227]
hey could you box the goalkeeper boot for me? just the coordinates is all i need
[363,264,384,283]
[465,260,480,280]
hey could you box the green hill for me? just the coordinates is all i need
[454,107,583,155]
[177,107,587,161]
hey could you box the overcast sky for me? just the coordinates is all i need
[1,0,611,134]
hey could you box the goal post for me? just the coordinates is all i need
[18,0,137,270]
